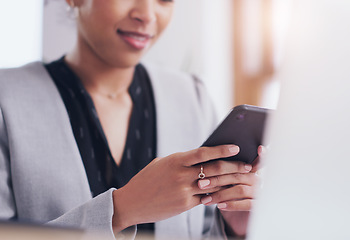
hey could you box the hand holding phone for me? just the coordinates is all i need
[202,105,270,164]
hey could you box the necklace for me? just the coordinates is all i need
[88,86,126,100]
[90,90,119,100]
[106,93,117,99]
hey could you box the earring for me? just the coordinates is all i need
[66,1,75,12]
[67,0,75,10]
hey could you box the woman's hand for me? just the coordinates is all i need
[111,144,250,233]
[198,145,265,237]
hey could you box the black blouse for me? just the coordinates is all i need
[45,57,156,234]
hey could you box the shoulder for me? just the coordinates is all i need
[0,62,58,108]
[141,62,207,102]
[142,62,196,87]
[0,62,46,80]
[0,62,48,89]
[141,62,218,135]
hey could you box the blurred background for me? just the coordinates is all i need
[0,0,292,119]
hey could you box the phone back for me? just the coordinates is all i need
[202,105,269,164]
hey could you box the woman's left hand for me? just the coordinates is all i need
[198,145,265,237]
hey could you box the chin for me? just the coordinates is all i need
[114,59,141,69]
[93,41,153,69]
[102,54,143,69]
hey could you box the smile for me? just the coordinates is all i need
[117,30,153,50]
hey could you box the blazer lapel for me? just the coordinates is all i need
[1,62,92,220]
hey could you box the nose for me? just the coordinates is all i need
[130,0,157,24]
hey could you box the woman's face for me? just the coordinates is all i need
[72,0,174,68]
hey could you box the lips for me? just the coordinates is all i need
[117,29,153,50]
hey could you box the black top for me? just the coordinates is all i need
[45,57,156,234]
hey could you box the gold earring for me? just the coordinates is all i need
[69,0,75,8]
[66,1,75,12]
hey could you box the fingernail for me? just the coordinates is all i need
[201,196,212,205]
[198,179,210,189]
[217,203,227,209]
[245,164,252,172]
[258,146,266,155]
[228,146,240,155]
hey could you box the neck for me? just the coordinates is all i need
[65,43,135,97]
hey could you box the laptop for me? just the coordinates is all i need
[247,0,350,239]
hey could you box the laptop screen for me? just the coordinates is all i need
[247,0,350,239]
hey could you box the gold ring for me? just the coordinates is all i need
[198,165,205,179]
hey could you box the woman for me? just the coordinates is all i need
[0,0,260,239]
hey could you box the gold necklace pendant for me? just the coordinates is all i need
[107,93,117,99]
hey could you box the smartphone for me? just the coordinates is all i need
[202,105,270,164]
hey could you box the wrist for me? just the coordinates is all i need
[112,188,135,233]
[220,210,250,238]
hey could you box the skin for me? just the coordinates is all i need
[64,0,260,237]
[199,145,264,237]
[65,0,174,165]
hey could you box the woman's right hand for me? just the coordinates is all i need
[111,145,252,233]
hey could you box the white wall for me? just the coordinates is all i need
[42,0,76,62]
[260,0,292,109]
[200,0,234,119]
[0,0,43,68]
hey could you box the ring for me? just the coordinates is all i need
[198,165,205,179]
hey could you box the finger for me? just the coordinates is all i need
[191,178,225,195]
[217,199,254,211]
[251,145,267,172]
[258,145,267,157]
[195,186,223,195]
[250,145,264,172]
[198,160,252,178]
[197,173,257,190]
[251,158,260,173]
[182,145,240,167]
[200,185,254,206]
[192,195,204,207]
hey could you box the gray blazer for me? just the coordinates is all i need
[0,62,226,239]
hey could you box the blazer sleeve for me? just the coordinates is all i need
[0,107,17,219]
[48,189,136,240]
